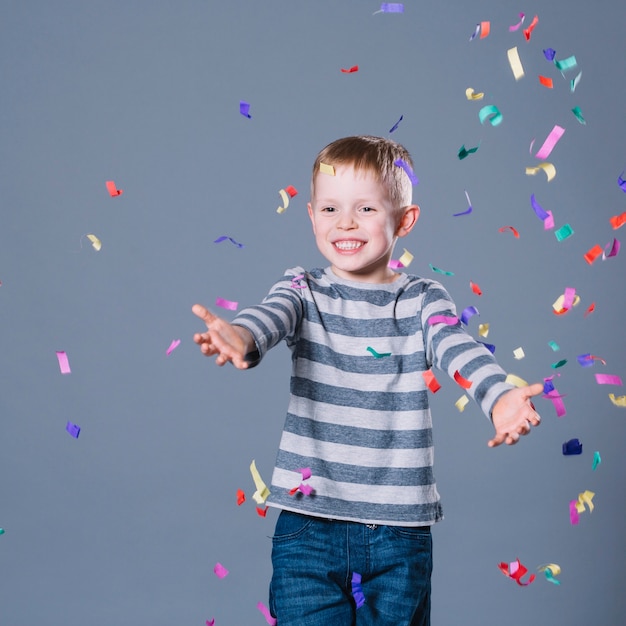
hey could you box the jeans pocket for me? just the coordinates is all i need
[271,510,315,543]
[387,524,432,542]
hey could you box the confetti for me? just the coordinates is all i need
[603,238,620,259]
[508,12,525,32]
[577,354,594,367]
[478,341,496,354]
[535,125,565,160]
[351,572,366,609]
[563,438,582,455]
[571,106,586,124]
[610,212,626,229]
[206,620,215,626]
[570,71,582,92]
[389,114,403,133]
[554,55,577,73]
[277,185,298,214]
[584,302,596,318]
[619,173,626,193]
[429,264,454,276]
[290,274,307,289]
[65,422,80,438]
[374,2,404,13]
[460,306,479,325]
[574,490,595,514]
[523,14,539,41]
[319,162,335,176]
[548,341,560,351]
[428,315,458,326]
[393,158,418,185]
[538,75,553,88]
[507,47,525,80]
[470,281,482,296]
[554,224,574,242]
[543,48,557,61]
[551,359,567,369]
[469,21,490,41]
[544,389,566,416]
[250,460,270,504]
[453,190,473,217]
[213,562,229,578]
[478,323,489,337]
[458,144,479,160]
[215,297,238,311]
[592,451,601,471]
[0,529,5,535]
[608,394,626,407]
[479,104,503,126]
[366,346,392,358]
[257,601,277,625]
[513,347,525,360]
[237,489,246,505]
[498,559,535,586]
[455,395,469,412]
[525,162,556,182]
[256,506,268,517]
[453,370,472,389]
[538,564,561,585]
[239,101,252,118]
[105,180,123,196]
[398,248,414,267]
[422,370,441,393]
[86,234,102,251]
[530,194,550,222]
[506,373,528,388]
[166,339,180,356]
[569,500,579,525]
[583,244,603,264]
[499,225,520,238]
[595,374,623,386]
[340,65,359,73]
[465,88,484,100]
[56,351,71,375]
[214,235,244,248]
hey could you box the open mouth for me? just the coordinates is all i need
[333,241,364,251]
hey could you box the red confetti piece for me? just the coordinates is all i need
[105,180,123,196]
[256,506,268,517]
[538,75,553,88]
[584,302,596,318]
[499,558,536,585]
[284,185,298,197]
[237,489,246,505]
[523,14,539,41]
[609,212,626,229]
[453,370,473,389]
[470,281,483,296]
[341,65,359,73]
[498,225,520,238]
[584,244,603,264]
[422,370,441,393]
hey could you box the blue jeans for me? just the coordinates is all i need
[269,510,432,625]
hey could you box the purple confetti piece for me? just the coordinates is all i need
[394,158,418,185]
[530,194,549,221]
[453,190,473,216]
[389,114,403,133]
[618,172,626,193]
[543,48,557,61]
[477,341,496,354]
[603,238,620,259]
[66,421,81,438]
[239,101,252,118]
[351,572,366,609]
[214,235,244,248]
[577,354,594,367]
[460,305,479,325]
[543,379,555,394]
[379,2,404,13]
[562,438,582,455]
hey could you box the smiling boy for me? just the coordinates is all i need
[193,136,542,625]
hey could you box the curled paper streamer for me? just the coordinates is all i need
[105,180,123,196]
[340,65,359,73]
[478,323,489,338]
[523,14,539,41]
[239,101,252,118]
[610,211,626,230]
[535,125,565,160]
[215,297,238,311]
[460,306,479,325]
[526,162,556,182]
[422,370,441,393]
[499,225,520,238]
[351,572,366,609]
[86,234,102,251]
[236,489,246,505]
[56,351,71,374]
[453,190,472,217]
[538,75,553,88]
[250,459,270,504]
[66,422,80,439]
[562,438,582,455]
[366,346,391,358]
[389,114,403,133]
[538,564,561,585]
[277,185,298,214]
[571,106,586,124]
[453,370,472,389]
[214,235,244,248]
[213,563,229,578]
[508,12,525,32]
[428,315,458,326]
[592,451,601,471]
[394,158,418,185]
[319,162,335,176]
[465,88,484,100]
[458,144,479,160]
[530,194,549,221]
[574,490,595,514]
[479,105,502,126]
[506,374,528,388]
[609,394,626,407]
[595,374,623,386]
[429,264,454,276]
[513,347,525,360]
[257,601,277,625]
[554,224,574,242]
[507,47,524,80]
[455,395,469,412]
[498,559,535,586]
[166,339,181,356]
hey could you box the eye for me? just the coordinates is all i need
[321,206,336,212]
[360,206,375,212]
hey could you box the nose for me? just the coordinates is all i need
[337,211,357,230]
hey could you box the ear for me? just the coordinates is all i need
[396,204,420,238]
[307,202,317,235]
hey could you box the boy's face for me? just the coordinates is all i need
[307,165,419,283]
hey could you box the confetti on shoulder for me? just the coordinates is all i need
[319,162,335,176]
[106,180,123,196]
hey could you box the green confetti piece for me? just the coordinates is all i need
[0,528,4,535]
[478,105,503,126]
[571,106,586,125]
[429,263,455,276]
[570,71,582,92]
[543,568,561,585]
[551,359,568,369]
[555,224,574,241]
[366,346,391,358]
[592,451,601,471]
[554,54,577,72]
[458,143,480,160]
[548,341,560,351]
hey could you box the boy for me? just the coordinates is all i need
[193,136,542,625]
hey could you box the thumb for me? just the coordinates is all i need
[523,382,545,398]
[192,303,217,327]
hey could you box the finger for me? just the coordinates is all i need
[523,382,545,399]
[506,432,520,445]
[488,432,507,448]
[192,303,218,327]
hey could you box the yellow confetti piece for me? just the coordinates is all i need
[319,162,335,176]
[478,323,489,338]
[609,393,626,407]
[276,188,290,214]
[538,563,561,576]
[552,293,581,312]
[507,46,525,80]
[455,395,469,412]
[525,162,556,182]
[506,373,528,388]
[249,460,270,504]
[465,87,484,100]
[575,490,595,514]
[86,234,102,251]
[398,248,414,267]
[513,347,525,360]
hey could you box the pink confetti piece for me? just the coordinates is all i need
[105,180,123,196]
[543,389,567,417]
[290,273,307,289]
[428,315,458,326]
[215,297,238,311]
[569,500,580,525]
[508,12,525,32]
[213,563,229,578]
[543,210,554,230]
[166,339,181,356]
[56,351,71,374]
[239,101,252,118]
[206,620,215,626]
[388,259,404,269]
[562,287,576,311]
[299,467,312,480]
[257,601,277,625]
[603,238,620,259]
[595,374,623,386]
[535,125,565,160]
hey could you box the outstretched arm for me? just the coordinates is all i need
[192,303,255,370]
[488,383,543,447]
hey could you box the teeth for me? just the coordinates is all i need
[334,241,363,250]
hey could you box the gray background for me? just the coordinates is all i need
[1,1,625,624]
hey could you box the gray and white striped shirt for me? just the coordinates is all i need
[233,267,513,526]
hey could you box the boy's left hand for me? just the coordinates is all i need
[488,383,543,447]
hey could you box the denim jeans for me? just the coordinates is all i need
[269,510,432,625]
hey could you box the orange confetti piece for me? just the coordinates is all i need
[584,302,596,318]
[453,370,473,389]
[498,225,520,238]
[470,281,483,296]
[538,75,553,88]
[105,180,123,196]
[422,370,441,393]
[237,489,246,506]
[610,212,626,229]
[479,21,490,38]
[341,65,359,73]
[584,244,603,265]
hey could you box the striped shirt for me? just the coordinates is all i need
[233,267,513,526]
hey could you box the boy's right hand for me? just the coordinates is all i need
[192,304,252,369]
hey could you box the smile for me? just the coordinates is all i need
[333,241,364,251]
